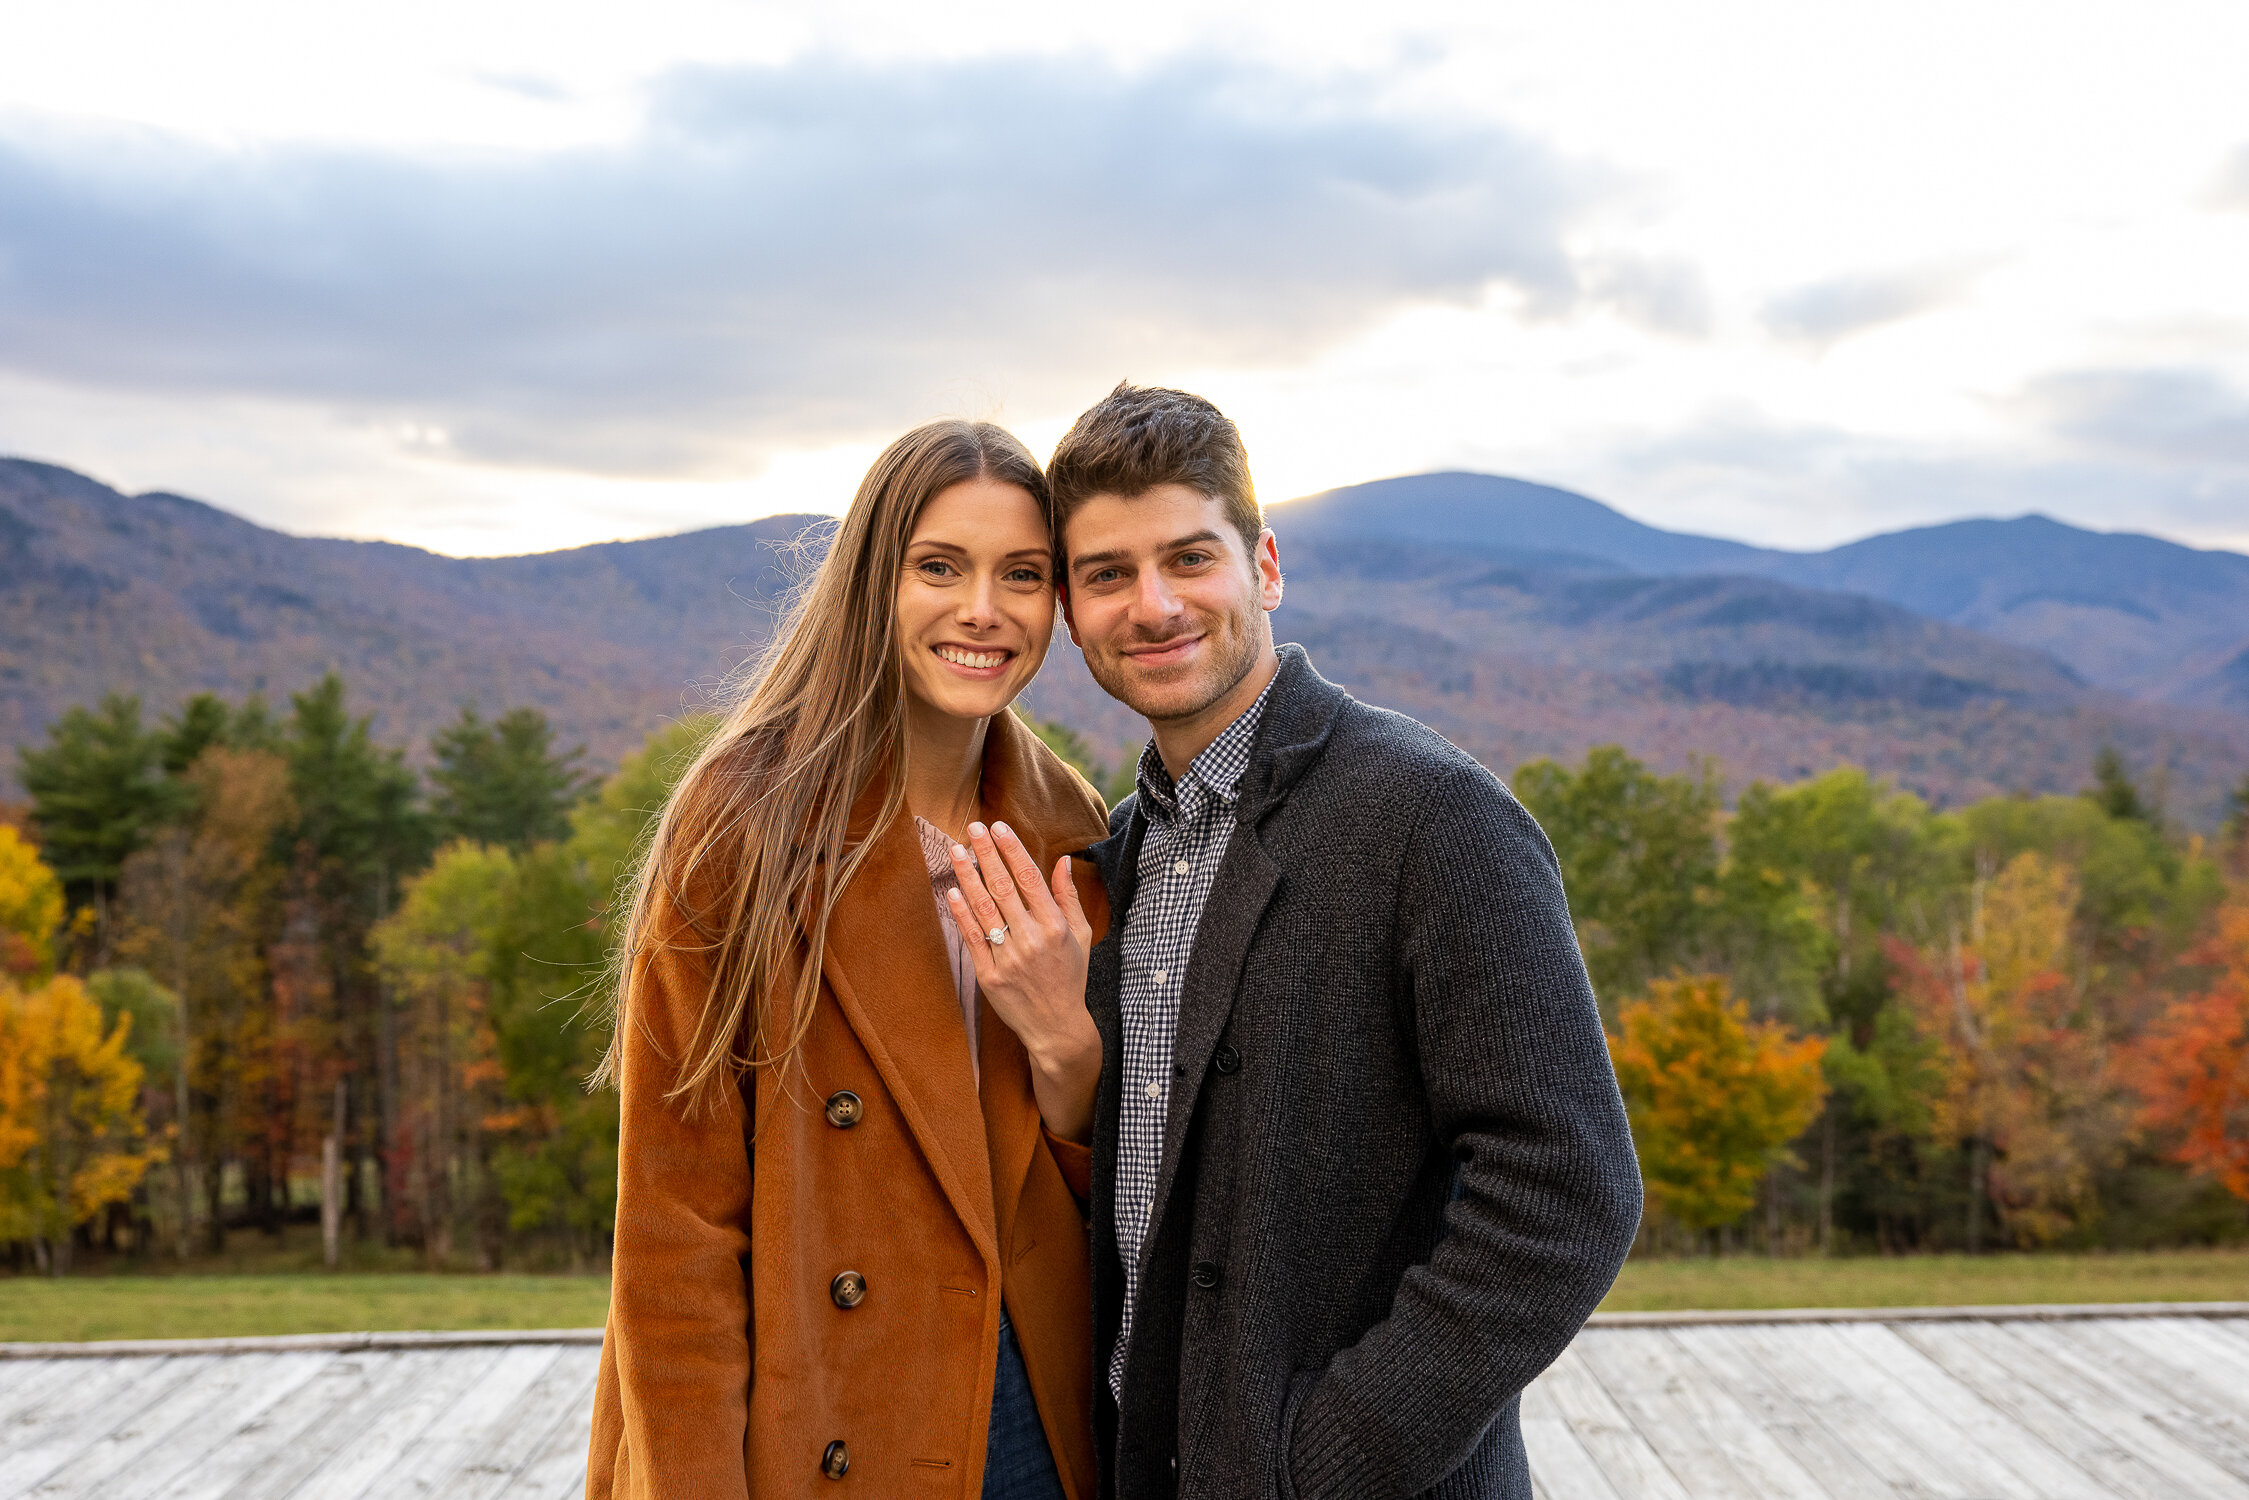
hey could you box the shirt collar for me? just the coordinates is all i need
[1133,672,1277,824]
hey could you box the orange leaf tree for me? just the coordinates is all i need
[2128,882,2249,1200]
[1607,974,1828,1236]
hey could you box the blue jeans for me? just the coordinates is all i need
[985,1310,1065,1500]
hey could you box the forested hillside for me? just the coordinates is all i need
[6,456,2248,822]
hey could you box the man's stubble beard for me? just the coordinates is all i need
[1084,587,1266,729]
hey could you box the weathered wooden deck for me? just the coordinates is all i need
[1,1304,2246,1498]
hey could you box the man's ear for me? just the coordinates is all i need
[1255,528,1283,613]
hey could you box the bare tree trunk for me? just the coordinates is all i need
[1966,1136,1990,1254]
[321,1079,345,1269]
[1765,1163,1781,1254]
[1818,1104,1837,1255]
[171,844,195,1260]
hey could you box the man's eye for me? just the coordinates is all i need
[1176,552,1209,567]
[1089,568,1123,585]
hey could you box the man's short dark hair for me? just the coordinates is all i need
[1047,383,1263,564]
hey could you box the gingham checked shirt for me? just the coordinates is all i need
[1108,676,1274,1401]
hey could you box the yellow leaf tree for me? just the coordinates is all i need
[0,973,160,1272]
[1893,850,2115,1247]
[0,825,64,982]
[1607,974,1829,1242]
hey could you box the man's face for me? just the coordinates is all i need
[1061,482,1283,724]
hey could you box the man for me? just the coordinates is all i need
[1048,384,1641,1500]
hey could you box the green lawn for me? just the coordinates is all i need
[1601,1247,2249,1312]
[3,1249,2244,1344]
[0,1273,611,1343]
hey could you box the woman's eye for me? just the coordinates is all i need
[1005,567,1047,584]
[916,558,956,579]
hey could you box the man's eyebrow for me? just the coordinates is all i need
[1069,530,1227,572]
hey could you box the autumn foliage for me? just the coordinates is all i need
[2127,885,2249,1201]
[1607,975,1828,1236]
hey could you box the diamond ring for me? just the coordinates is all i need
[986,925,1008,945]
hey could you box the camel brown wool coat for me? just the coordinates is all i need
[586,712,1111,1500]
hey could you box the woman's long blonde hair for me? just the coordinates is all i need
[595,420,1053,1113]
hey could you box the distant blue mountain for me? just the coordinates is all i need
[1276,472,1774,575]
[1270,473,2249,713]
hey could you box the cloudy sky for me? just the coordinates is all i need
[4,0,2247,557]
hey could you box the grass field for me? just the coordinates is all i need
[2,1249,2243,1343]
[0,1274,612,1343]
[1600,1247,2249,1312]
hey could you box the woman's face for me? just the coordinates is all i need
[895,477,1055,726]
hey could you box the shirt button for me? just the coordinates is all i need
[1173,859,1190,875]
[1153,969,1168,984]
[1143,1081,1162,1099]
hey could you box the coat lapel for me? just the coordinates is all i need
[1149,825,1279,1219]
[819,711,1111,1267]
[819,800,998,1259]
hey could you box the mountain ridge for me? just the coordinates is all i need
[5,456,2245,821]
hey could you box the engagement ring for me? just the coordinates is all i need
[986,925,1008,945]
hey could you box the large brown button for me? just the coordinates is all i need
[830,1270,867,1309]
[824,1090,863,1128]
[821,1440,849,1479]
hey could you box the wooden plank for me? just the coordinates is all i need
[356,1343,569,1500]
[1662,1327,1892,1500]
[1535,1345,1692,1500]
[0,1357,138,1432]
[0,1328,602,1360]
[248,1345,507,1499]
[498,1367,599,1500]
[2065,1319,2249,1470]
[1571,1330,1828,1500]
[2117,1317,2249,1400]
[0,1356,204,1496]
[1520,1376,1626,1500]
[1896,1320,2239,1500]
[1588,1302,2249,1328]
[1770,1320,2047,1499]
[157,1350,446,1500]
[1721,1321,1974,1498]
[2002,1321,2249,1484]
[0,1360,61,1427]
[1825,1322,2109,1500]
[27,1351,331,1500]
[449,1345,604,1500]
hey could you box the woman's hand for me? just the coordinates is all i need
[946,821,1101,1144]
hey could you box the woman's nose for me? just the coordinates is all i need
[957,574,1001,626]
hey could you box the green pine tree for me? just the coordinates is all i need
[18,694,186,923]
[429,705,592,853]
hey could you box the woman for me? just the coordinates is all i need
[586,420,1109,1499]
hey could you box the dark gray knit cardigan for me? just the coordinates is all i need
[1082,644,1641,1500]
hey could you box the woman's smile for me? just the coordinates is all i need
[934,642,1016,675]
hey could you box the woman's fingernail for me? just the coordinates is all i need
[969,822,987,839]
[952,844,969,862]
[994,822,1012,840]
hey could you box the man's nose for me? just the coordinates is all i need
[1130,569,1182,624]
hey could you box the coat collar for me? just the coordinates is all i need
[815,709,1109,1262]
[1233,643,1347,825]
